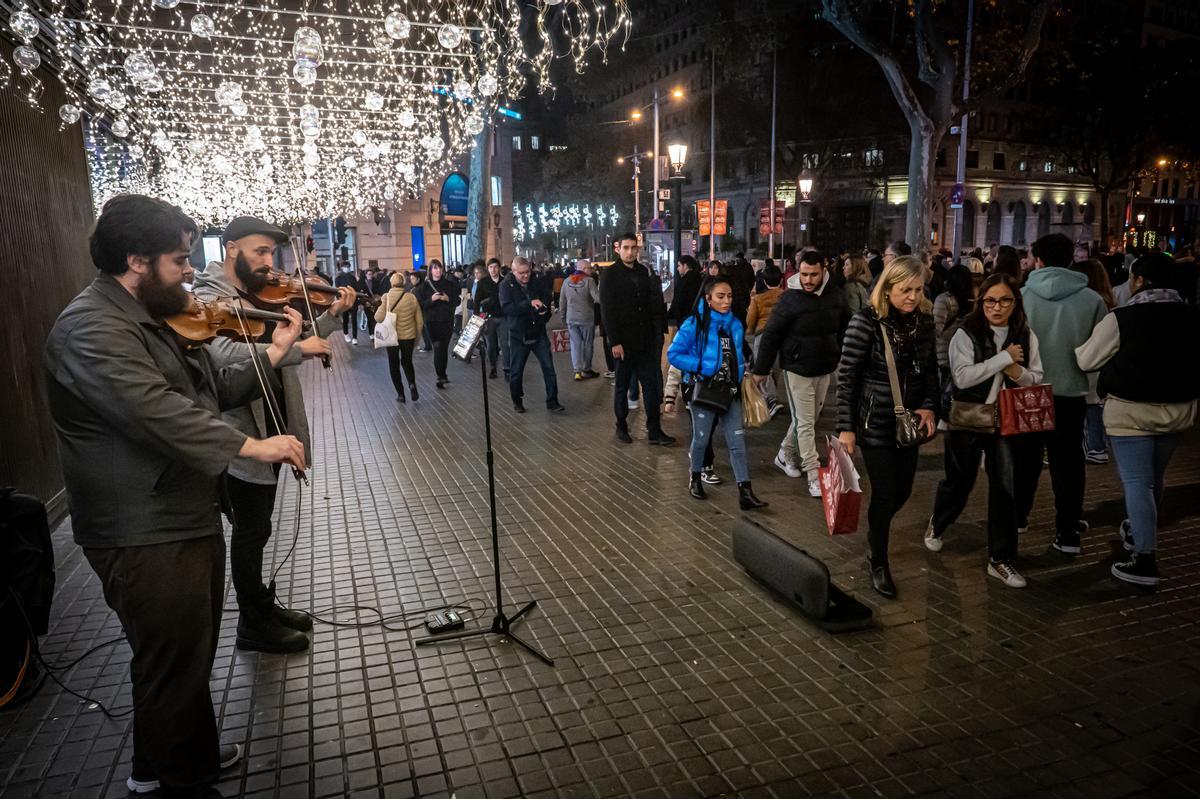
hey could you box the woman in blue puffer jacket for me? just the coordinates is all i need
[668,278,768,511]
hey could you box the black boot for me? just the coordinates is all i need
[272,604,313,632]
[236,602,309,653]
[689,472,706,500]
[867,559,897,599]
[409,384,419,401]
[737,481,768,510]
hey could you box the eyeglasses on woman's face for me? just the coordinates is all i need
[982,297,1015,308]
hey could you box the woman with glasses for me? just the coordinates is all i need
[924,273,1043,588]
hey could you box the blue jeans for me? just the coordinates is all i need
[690,400,749,483]
[507,334,559,406]
[1109,434,1180,554]
[1085,403,1107,453]
[567,322,595,373]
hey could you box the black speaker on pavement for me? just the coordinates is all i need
[732,518,873,633]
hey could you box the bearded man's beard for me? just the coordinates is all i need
[234,251,271,293]
[139,262,190,317]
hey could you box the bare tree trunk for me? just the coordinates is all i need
[1098,188,1111,249]
[464,128,489,263]
[906,119,942,253]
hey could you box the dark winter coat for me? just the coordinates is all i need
[471,275,501,316]
[753,271,851,377]
[415,276,461,328]
[598,260,666,353]
[835,307,940,449]
[498,273,552,342]
[668,268,703,326]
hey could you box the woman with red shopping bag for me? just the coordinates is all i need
[836,256,940,599]
[924,274,1044,588]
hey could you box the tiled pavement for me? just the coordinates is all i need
[3,329,1200,799]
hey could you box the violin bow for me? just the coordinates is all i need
[289,234,332,369]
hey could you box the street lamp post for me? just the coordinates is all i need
[618,148,652,237]
[669,143,688,266]
[798,172,813,247]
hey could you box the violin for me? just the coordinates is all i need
[243,268,350,312]
[165,297,308,349]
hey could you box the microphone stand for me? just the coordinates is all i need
[415,323,554,666]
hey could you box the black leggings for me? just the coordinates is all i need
[427,321,451,380]
[386,339,416,398]
[860,445,920,565]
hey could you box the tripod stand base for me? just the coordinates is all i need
[415,599,554,666]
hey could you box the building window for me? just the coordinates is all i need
[966,150,979,169]
[490,176,502,206]
[1043,160,1054,173]
[993,152,1006,171]
[531,135,540,150]
[512,135,521,151]
[863,148,883,167]
[1018,159,1028,172]
[1066,165,1077,174]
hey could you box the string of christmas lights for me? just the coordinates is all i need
[5,0,631,223]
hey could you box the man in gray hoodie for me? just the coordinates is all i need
[194,216,354,652]
[1020,233,1108,555]
[559,258,601,380]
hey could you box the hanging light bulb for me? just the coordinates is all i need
[189,13,215,37]
[372,30,391,52]
[58,103,81,124]
[454,79,472,99]
[352,130,367,147]
[87,76,112,101]
[365,90,384,111]
[215,81,242,106]
[123,51,156,84]
[142,73,164,93]
[384,11,411,39]
[229,99,248,117]
[465,114,484,135]
[10,10,39,41]
[111,118,130,137]
[478,74,499,97]
[299,102,319,121]
[303,177,319,193]
[13,45,40,72]
[292,63,317,87]
[106,92,128,111]
[342,155,357,169]
[152,0,181,9]
[398,109,415,128]
[437,24,463,49]
[128,144,144,160]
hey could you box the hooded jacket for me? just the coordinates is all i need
[559,272,599,325]
[1021,267,1107,397]
[667,300,746,381]
[753,269,851,377]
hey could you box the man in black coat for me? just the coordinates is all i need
[668,255,703,327]
[753,253,851,496]
[599,233,675,445]
[334,261,360,343]
[728,251,755,324]
[499,257,563,413]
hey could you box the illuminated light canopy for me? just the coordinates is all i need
[514,201,621,242]
[10,0,631,223]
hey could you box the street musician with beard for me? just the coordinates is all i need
[44,194,307,797]
[192,216,354,653]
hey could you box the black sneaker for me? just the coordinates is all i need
[547,402,565,413]
[615,426,633,444]
[647,430,676,446]
[513,401,526,414]
[700,466,721,485]
[236,610,309,654]
[1112,551,1158,587]
[1052,520,1088,555]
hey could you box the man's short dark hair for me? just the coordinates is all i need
[486,257,500,267]
[1031,233,1073,268]
[800,250,823,267]
[617,232,638,244]
[762,265,783,286]
[678,255,699,270]
[890,240,912,256]
[90,194,198,275]
[1131,251,1174,288]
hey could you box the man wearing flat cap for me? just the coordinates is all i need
[193,216,354,653]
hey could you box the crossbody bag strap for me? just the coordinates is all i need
[878,322,906,415]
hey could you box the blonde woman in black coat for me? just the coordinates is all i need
[836,256,940,598]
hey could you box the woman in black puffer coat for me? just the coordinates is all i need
[836,256,940,599]
[415,259,461,389]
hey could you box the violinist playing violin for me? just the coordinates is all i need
[44,195,307,797]
[193,215,354,655]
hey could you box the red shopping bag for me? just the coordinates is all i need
[818,436,862,536]
[550,328,570,353]
[998,384,1056,436]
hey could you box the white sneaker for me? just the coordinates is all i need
[343,333,352,343]
[127,743,242,793]
[806,474,822,498]
[924,518,943,552]
[987,561,1027,588]
[773,452,802,478]
[627,398,640,410]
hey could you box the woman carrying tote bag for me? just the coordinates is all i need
[668,278,768,511]
[375,272,424,403]
[836,256,940,598]
[925,274,1044,588]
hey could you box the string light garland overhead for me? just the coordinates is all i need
[4,0,631,223]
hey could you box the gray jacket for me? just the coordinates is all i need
[559,274,599,325]
[44,274,264,549]
[193,261,339,484]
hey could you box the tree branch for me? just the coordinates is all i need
[957,0,1050,117]
[914,0,954,90]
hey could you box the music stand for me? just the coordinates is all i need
[416,316,555,666]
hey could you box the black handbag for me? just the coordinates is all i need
[879,323,933,447]
[691,373,735,412]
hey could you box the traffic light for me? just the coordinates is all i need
[305,235,314,253]
[334,216,347,247]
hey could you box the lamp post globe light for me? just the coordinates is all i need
[798,171,813,247]
[668,142,688,265]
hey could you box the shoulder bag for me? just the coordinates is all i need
[373,294,401,349]
[879,323,932,447]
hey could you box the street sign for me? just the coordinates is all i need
[949,183,965,209]
[658,189,671,200]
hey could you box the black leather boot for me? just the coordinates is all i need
[689,472,706,500]
[236,602,309,653]
[272,604,313,632]
[409,383,419,401]
[867,559,897,599]
[737,481,768,510]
